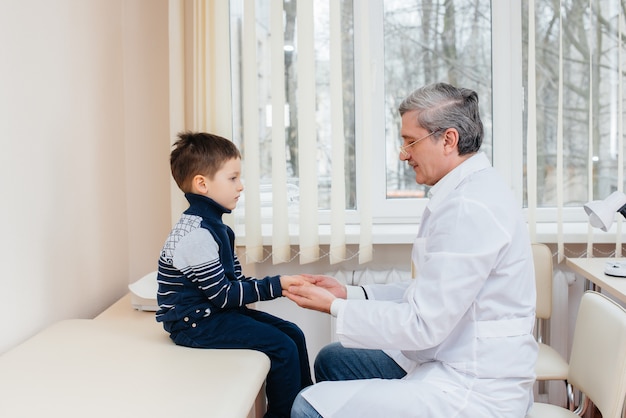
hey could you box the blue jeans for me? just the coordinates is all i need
[168,307,312,418]
[291,342,406,418]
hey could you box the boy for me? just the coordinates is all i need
[156,131,313,418]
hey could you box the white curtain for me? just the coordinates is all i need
[168,0,236,227]
[168,0,187,226]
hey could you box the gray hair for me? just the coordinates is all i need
[398,83,483,155]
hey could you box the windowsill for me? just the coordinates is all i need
[234,221,624,246]
[234,223,419,246]
[533,222,626,244]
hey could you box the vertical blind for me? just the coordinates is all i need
[170,1,626,266]
[526,0,626,260]
[169,0,373,265]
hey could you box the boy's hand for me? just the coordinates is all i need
[283,283,336,314]
[279,275,311,290]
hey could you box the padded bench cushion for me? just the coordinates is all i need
[0,295,270,418]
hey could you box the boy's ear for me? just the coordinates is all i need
[191,174,208,194]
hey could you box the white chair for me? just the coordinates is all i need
[532,243,570,404]
[527,291,626,418]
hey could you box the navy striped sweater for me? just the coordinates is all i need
[156,193,282,331]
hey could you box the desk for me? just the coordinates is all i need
[0,295,270,418]
[565,257,626,304]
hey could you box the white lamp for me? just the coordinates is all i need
[583,191,626,232]
[584,190,626,277]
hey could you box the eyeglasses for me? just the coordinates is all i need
[399,130,439,157]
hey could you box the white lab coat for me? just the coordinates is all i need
[303,153,538,417]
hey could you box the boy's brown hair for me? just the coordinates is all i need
[170,131,241,193]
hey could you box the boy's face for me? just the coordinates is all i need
[199,157,244,210]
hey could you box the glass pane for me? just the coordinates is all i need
[522,0,625,208]
[384,0,493,199]
[229,0,356,211]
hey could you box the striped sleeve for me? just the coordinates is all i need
[174,229,282,307]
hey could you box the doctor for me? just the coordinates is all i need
[285,82,538,418]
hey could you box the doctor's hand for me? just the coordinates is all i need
[283,282,336,314]
[302,274,347,299]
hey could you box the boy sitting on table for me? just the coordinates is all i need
[156,131,312,418]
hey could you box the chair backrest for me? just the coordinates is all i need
[532,243,553,320]
[568,291,626,418]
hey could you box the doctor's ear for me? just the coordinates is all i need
[441,128,459,154]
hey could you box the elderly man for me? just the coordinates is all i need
[285,82,537,418]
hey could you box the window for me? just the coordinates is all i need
[374,0,504,221]
[522,0,626,214]
[225,0,626,244]
[382,0,493,201]
[229,1,517,227]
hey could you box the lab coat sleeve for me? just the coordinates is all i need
[335,196,512,351]
[363,282,411,301]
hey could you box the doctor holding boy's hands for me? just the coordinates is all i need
[284,82,538,418]
[283,274,344,314]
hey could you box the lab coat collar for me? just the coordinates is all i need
[426,152,490,212]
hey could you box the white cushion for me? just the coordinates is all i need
[535,342,568,380]
[526,402,578,418]
[128,271,158,311]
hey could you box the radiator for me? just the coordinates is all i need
[540,265,580,406]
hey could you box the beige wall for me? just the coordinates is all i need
[0,0,172,354]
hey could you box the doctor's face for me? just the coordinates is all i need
[399,110,447,187]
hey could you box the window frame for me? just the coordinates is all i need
[368,1,525,224]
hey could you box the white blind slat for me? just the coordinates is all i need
[357,2,373,264]
[329,0,347,264]
[270,0,290,264]
[527,0,537,243]
[242,1,263,262]
[297,0,320,264]
[617,7,624,257]
[556,0,564,262]
[586,0,594,257]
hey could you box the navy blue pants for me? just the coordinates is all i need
[291,342,407,417]
[168,307,313,418]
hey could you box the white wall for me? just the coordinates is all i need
[0,0,171,354]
